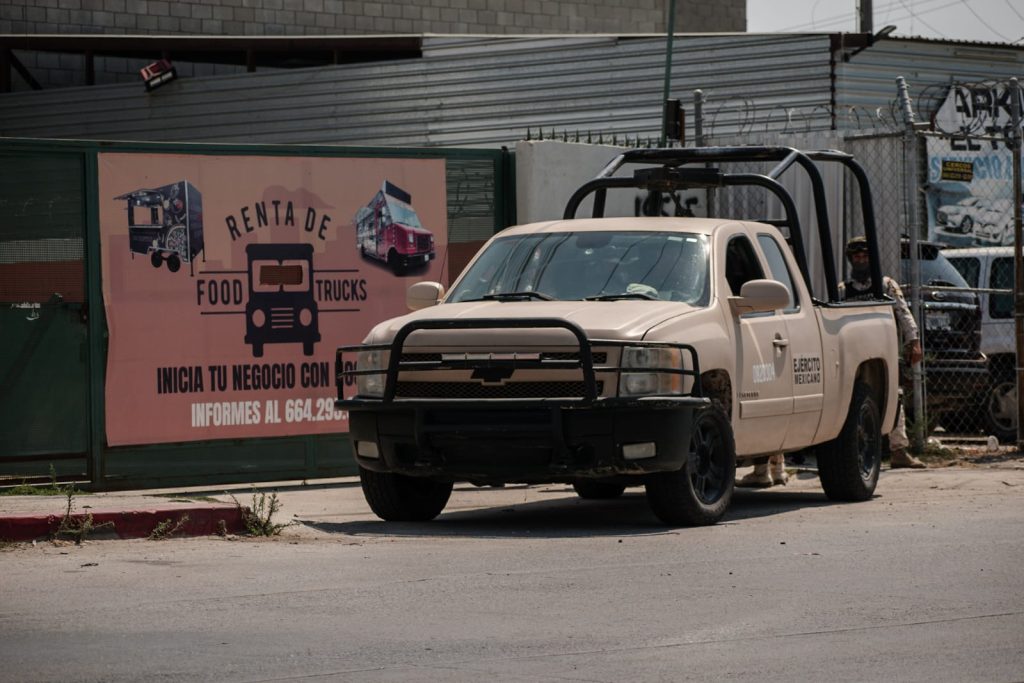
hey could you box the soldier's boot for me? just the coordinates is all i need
[737,463,773,488]
[890,448,926,469]
[769,453,789,485]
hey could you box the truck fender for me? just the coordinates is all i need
[814,306,899,444]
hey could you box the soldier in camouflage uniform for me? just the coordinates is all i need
[839,236,926,469]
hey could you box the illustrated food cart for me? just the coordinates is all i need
[115,180,203,275]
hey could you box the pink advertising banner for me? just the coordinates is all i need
[98,153,448,446]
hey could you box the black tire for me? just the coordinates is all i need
[572,480,627,499]
[961,216,973,232]
[150,251,163,268]
[359,467,453,521]
[818,381,881,501]
[984,375,1017,443]
[166,253,181,272]
[388,251,407,276]
[645,403,735,526]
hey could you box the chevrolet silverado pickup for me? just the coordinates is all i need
[336,147,900,526]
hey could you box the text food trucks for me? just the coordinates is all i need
[244,243,320,358]
[355,181,435,275]
[115,180,204,275]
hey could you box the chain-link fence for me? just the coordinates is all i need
[690,78,1024,448]
[906,78,1023,445]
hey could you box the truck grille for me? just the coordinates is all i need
[394,381,604,399]
[399,352,608,364]
[416,235,431,251]
[270,307,295,329]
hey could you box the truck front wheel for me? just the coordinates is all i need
[388,251,407,276]
[818,381,880,501]
[645,403,735,526]
[359,467,453,521]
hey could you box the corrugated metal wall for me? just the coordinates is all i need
[835,38,1024,129]
[2,33,1017,148]
[0,34,834,147]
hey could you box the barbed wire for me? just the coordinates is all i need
[520,78,1021,148]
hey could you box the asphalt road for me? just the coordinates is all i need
[3,464,1024,683]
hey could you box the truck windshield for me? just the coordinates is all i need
[387,202,423,229]
[251,259,311,293]
[900,248,971,288]
[448,231,710,304]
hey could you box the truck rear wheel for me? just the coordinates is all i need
[645,403,735,526]
[359,467,453,521]
[818,381,880,501]
[572,480,627,499]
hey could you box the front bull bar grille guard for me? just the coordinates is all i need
[335,317,706,410]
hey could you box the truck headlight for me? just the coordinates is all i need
[407,233,415,245]
[356,349,390,397]
[618,346,684,397]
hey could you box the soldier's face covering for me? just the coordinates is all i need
[849,251,870,281]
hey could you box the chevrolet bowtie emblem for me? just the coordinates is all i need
[471,367,515,384]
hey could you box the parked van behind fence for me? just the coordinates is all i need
[943,247,1016,442]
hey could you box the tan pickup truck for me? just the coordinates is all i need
[337,147,900,526]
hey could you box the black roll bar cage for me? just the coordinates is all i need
[562,146,884,303]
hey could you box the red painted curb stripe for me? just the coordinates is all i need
[0,506,249,541]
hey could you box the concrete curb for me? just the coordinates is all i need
[0,505,247,542]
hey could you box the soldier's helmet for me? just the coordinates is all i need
[845,236,869,260]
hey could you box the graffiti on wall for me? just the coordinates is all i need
[633,190,706,218]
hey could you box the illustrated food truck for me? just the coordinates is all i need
[355,181,435,275]
[244,243,320,358]
[115,180,204,275]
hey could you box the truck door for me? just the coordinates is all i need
[756,233,824,449]
[726,235,792,454]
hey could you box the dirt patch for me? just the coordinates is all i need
[919,443,1024,469]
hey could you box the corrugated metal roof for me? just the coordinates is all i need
[0,34,833,147]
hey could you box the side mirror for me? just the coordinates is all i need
[407,281,445,311]
[728,279,790,315]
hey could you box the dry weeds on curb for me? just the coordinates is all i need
[229,487,292,537]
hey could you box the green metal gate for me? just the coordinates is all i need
[0,138,514,490]
[0,152,91,482]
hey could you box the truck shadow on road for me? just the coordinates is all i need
[300,483,845,539]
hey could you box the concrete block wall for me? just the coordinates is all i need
[1,0,745,90]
